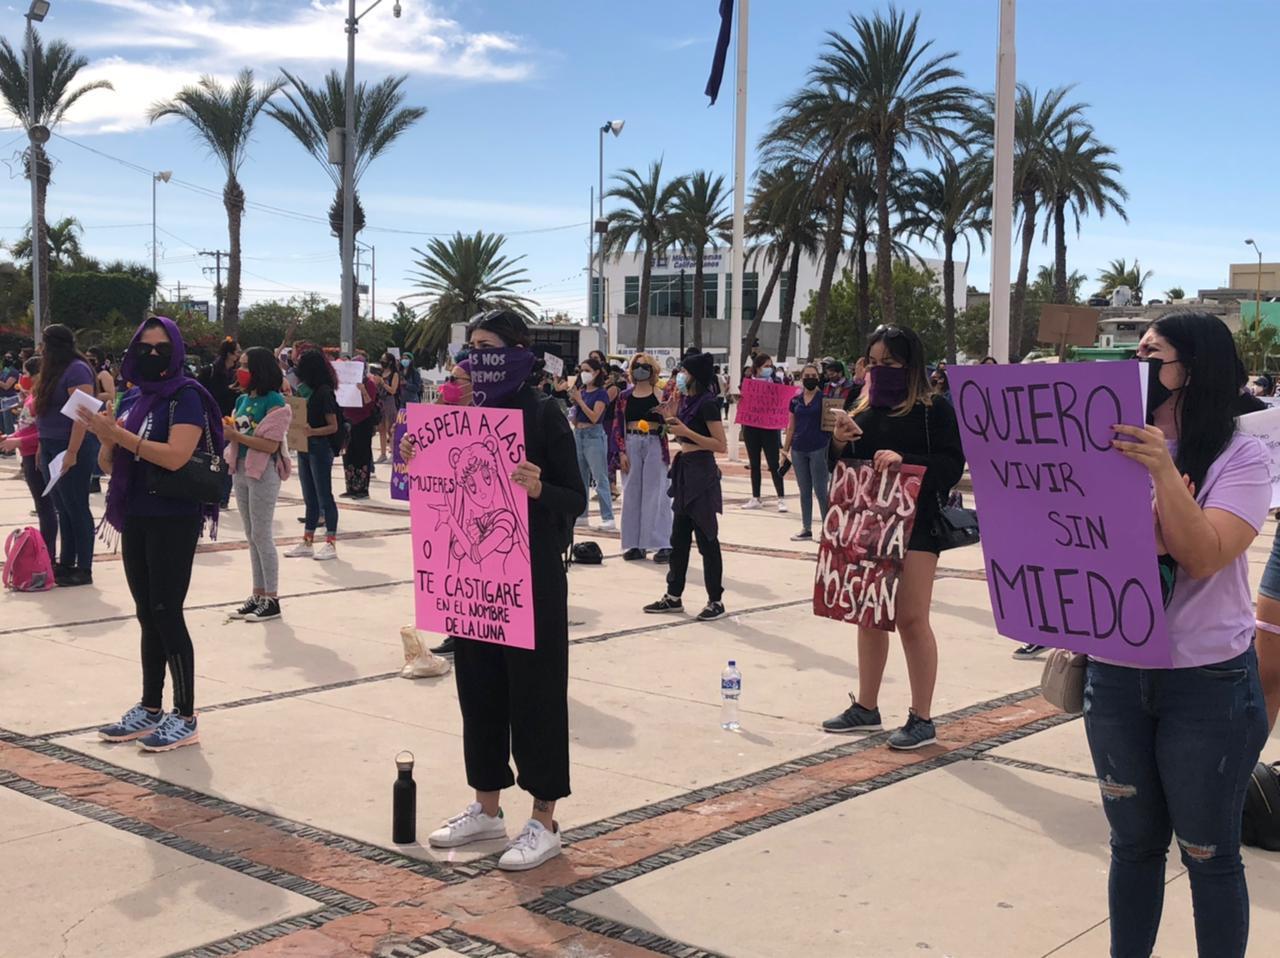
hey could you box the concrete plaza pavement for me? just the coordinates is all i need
[1,450,1277,958]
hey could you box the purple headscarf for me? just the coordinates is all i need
[101,316,225,541]
[469,347,535,407]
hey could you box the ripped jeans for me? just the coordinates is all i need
[1083,648,1268,958]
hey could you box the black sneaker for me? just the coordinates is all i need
[55,568,93,588]
[230,596,260,620]
[339,490,356,499]
[1012,643,1049,660]
[790,530,813,541]
[244,597,281,622]
[652,548,671,564]
[431,636,457,657]
[622,548,647,561]
[821,694,883,733]
[888,710,937,750]
[89,477,102,494]
[697,601,726,621]
[644,595,684,614]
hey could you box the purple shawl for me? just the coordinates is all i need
[101,316,225,541]
[677,389,719,429]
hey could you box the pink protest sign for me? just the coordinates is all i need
[737,378,798,429]
[407,404,534,649]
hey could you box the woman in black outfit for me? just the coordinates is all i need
[740,352,787,512]
[643,351,728,621]
[821,324,965,751]
[404,310,586,872]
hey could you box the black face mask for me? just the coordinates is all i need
[632,366,652,382]
[1145,358,1179,421]
[133,350,172,382]
[802,377,821,391]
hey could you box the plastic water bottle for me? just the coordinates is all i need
[720,660,742,730]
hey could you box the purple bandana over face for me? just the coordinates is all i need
[468,347,535,406]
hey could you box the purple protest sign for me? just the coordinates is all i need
[949,361,1171,667]
[391,406,409,501]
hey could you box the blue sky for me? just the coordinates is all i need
[1,0,1276,321]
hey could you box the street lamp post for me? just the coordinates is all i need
[340,0,401,357]
[25,0,51,345]
[597,120,623,350]
[151,170,172,308]
[1246,238,1263,333]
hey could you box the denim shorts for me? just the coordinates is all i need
[1260,524,1280,600]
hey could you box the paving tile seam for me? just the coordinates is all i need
[162,907,356,958]
[523,899,727,958]
[973,749,1098,784]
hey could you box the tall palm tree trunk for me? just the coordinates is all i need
[776,244,803,360]
[744,244,788,357]
[1009,192,1038,358]
[33,146,51,330]
[636,245,654,351]
[223,177,246,337]
[810,178,848,354]
[943,231,957,364]
[692,251,705,350]
[874,144,896,325]
[854,209,871,346]
[1052,196,1069,304]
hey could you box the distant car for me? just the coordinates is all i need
[1087,295,1110,307]
[1147,299,1163,306]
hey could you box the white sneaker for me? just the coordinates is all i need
[285,541,314,558]
[574,516,590,528]
[777,498,788,513]
[428,802,507,848]
[313,541,338,561]
[497,818,562,871]
[595,520,617,532]
[742,498,762,510]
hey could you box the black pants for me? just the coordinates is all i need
[666,511,724,602]
[21,453,57,557]
[743,426,784,498]
[122,514,201,716]
[453,583,571,802]
[344,416,375,495]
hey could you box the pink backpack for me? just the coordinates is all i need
[4,527,54,592]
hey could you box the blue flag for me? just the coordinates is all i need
[705,0,734,105]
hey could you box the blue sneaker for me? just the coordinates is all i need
[138,711,200,752]
[98,704,164,743]
[888,710,937,751]
[821,694,883,733]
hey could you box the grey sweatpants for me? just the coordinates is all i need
[233,460,282,593]
[621,433,673,551]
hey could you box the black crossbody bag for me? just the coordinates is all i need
[923,403,980,551]
[146,396,228,505]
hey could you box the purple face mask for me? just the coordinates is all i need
[468,347,535,406]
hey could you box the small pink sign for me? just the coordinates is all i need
[737,378,798,430]
[407,403,535,649]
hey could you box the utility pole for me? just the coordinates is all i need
[199,249,227,331]
[678,268,687,355]
[172,280,184,305]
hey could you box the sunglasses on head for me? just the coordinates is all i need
[133,342,172,357]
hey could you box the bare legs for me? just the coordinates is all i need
[854,550,939,720]
[476,789,556,830]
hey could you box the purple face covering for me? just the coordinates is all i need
[468,347,535,406]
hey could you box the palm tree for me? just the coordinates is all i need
[1165,286,1185,301]
[5,215,82,269]
[1032,263,1087,303]
[809,7,970,325]
[1097,258,1154,302]
[1042,124,1127,304]
[602,160,685,351]
[900,158,990,362]
[742,164,816,358]
[149,70,284,336]
[671,170,731,350]
[404,231,535,362]
[0,27,112,326]
[972,84,1088,354]
[267,70,426,254]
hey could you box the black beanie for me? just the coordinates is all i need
[680,351,714,388]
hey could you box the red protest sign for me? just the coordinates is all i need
[814,460,926,631]
[737,378,798,429]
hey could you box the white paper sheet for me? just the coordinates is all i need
[336,383,363,408]
[333,360,365,386]
[543,353,564,378]
[60,389,105,422]
[1237,407,1280,508]
[42,451,66,497]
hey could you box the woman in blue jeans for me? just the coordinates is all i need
[782,363,830,542]
[569,356,614,532]
[33,324,100,586]
[286,349,340,561]
[1090,312,1271,958]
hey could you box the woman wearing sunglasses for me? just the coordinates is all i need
[78,317,225,752]
[824,324,965,750]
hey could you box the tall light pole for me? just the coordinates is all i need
[340,0,401,356]
[988,0,1017,363]
[1246,238,1263,333]
[151,170,171,308]
[597,120,623,350]
[25,0,51,345]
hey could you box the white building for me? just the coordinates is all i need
[590,247,965,360]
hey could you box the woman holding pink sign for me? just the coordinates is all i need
[740,352,787,512]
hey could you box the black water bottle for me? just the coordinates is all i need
[392,750,417,844]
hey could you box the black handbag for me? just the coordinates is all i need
[924,402,980,551]
[146,398,228,505]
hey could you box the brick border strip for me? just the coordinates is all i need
[974,748,1097,783]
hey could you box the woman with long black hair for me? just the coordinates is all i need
[402,310,585,871]
[611,352,672,562]
[569,355,614,531]
[824,324,965,750]
[79,316,224,751]
[1085,312,1270,958]
[781,362,830,541]
[287,349,341,560]
[643,351,727,621]
[340,363,379,500]
[741,352,787,513]
[33,324,99,586]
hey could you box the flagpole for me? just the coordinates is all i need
[989,0,1016,363]
[727,0,748,463]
